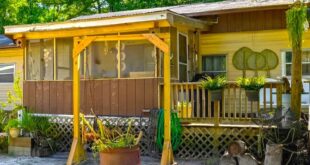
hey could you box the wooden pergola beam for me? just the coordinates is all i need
[67,33,172,165]
[67,36,96,165]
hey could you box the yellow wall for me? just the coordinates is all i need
[199,29,310,81]
[0,48,23,105]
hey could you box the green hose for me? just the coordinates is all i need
[156,109,182,151]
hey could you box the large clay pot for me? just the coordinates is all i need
[9,128,20,138]
[245,90,259,102]
[100,146,140,165]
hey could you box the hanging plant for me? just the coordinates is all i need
[286,0,308,120]
[286,0,308,48]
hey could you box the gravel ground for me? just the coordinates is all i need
[0,153,211,165]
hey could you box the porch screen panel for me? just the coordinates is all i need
[120,40,156,78]
[90,41,118,78]
[56,38,72,80]
[27,39,54,80]
[178,34,188,82]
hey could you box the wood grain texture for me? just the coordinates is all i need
[23,78,159,116]
[208,9,286,33]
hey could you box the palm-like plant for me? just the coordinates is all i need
[200,75,227,90]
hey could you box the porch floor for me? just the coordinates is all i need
[0,152,210,165]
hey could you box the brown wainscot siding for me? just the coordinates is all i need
[23,78,159,116]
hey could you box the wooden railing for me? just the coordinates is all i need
[160,81,283,125]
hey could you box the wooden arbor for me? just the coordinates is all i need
[66,34,173,165]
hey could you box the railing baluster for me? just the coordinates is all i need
[233,86,237,119]
[196,85,200,118]
[175,84,179,117]
[202,88,206,118]
[238,87,242,119]
[264,85,267,112]
[185,84,189,118]
[207,90,211,118]
[227,85,231,118]
[180,84,184,118]
[222,88,225,118]
[270,83,273,112]
[191,84,194,118]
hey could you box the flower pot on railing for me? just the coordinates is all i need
[99,146,141,165]
[245,90,260,102]
[210,89,223,101]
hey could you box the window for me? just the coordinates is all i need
[283,51,310,76]
[0,64,15,83]
[202,55,226,77]
[88,41,118,78]
[26,39,54,80]
[56,38,72,80]
[178,33,188,82]
[120,40,155,78]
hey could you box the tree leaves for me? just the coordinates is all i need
[0,0,224,34]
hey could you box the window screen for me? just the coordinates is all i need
[202,55,226,77]
[120,40,155,78]
[56,38,72,80]
[178,34,188,82]
[89,41,118,78]
[27,39,54,80]
[284,51,310,76]
[0,64,15,83]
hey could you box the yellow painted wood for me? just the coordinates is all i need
[68,37,95,165]
[143,34,169,53]
[199,30,310,80]
[161,46,173,165]
[0,48,23,104]
[13,22,160,39]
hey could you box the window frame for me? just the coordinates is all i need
[201,54,227,76]
[0,63,16,84]
[282,49,310,78]
[177,32,189,82]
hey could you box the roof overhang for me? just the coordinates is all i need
[5,11,209,39]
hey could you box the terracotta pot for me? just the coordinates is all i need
[9,128,20,138]
[210,89,223,101]
[245,90,259,102]
[100,146,140,165]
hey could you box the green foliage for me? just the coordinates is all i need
[0,0,225,33]
[286,1,308,48]
[236,76,265,91]
[0,110,8,132]
[200,75,226,90]
[81,114,140,153]
[4,119,20,132]
[0,73,24,119]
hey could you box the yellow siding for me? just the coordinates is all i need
[200,29,310,81]
[0,48,23,105]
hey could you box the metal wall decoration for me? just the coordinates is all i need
[232,47,279,77]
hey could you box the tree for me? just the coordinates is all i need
[286,0,308,120]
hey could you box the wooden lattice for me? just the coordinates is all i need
[175,126,260,159]
[38,114,260,160]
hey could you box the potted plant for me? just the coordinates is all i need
[4,119,20,138]
[81,114,143,165]
[200,75,226,101]
[237,76,265,101]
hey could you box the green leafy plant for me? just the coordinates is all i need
[237,76,265,91]
[0,110,8,132]
[81,113,142,153]
[0,73,24,119]
[200,75,226,90]
[4,119,20,132]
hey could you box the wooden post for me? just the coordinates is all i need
[67,36,95,165]
[142,33,173,165]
